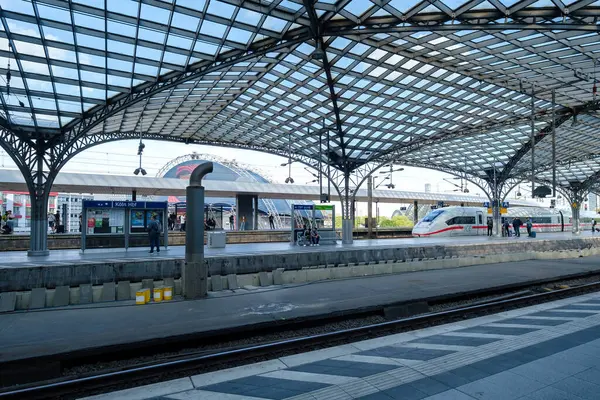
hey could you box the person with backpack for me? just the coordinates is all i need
[526,218,533,237]
[487,217,493,236]
[147,215,161,253]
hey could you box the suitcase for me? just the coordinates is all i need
[530,231,536,238]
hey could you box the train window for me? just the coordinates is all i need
[478,214,482,224]
[422,209,445,222]
[531,217,551,224]
[446,216,476,225]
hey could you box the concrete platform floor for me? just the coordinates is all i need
[0,230,595,268]
[82,291,600,400]
[2,255,600,364]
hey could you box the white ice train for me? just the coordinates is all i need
[412,206,600,237]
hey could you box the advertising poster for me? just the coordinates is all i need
[131,210,145,227]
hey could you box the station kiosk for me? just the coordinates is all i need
[81,200,168,252]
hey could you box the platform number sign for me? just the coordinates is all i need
[502,201,510,208]
[483,201,490,208]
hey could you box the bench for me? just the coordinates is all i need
[295,230,337,246]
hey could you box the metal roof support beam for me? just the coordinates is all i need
[0,122,53,256]
[302,0,347,169]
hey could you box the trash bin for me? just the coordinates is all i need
[208,231,227,248]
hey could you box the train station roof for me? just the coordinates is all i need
[1,0,600,193]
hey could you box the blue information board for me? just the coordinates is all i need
[83,201,167,209]
[293,204,314,210]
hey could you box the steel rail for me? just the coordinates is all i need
[2,280,600,400]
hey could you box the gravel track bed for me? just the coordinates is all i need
[62,274,600,381]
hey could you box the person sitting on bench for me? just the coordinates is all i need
[311,227,320,246]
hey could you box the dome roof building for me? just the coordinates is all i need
[156,153,313,229]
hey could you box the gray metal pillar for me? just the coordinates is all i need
[184,162,213,299]
[571,200,581,235]
[28,194,49,256]
[28,146,50,257]
[253,196,259,230]
[413,200,418,224]
[492,201,501,237]
[367,176,373,238]
[341,171,353,244]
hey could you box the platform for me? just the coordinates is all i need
[1,232,600,292]
[83,291,600,400]
[2,255,600,366]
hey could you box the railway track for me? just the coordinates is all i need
[2,277,600,400]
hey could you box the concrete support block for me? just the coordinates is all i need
[306,268,331,282]
[53,286,70,307]
[211,275,223,291]
[391,262,411,274]
[29,288,46,309]
[237,274,255,288]
[101,282,116,302]
[227,274,239,290]
[259,271,270,287]
[330,266,351,280]
[0,292,17,312]
[16,292,30,310]
[164,278,175,290]
[273,268,284,285]
[69,287,79,305]
[117,281,130,301]
[130,282,142,299]
[79,284,93,304]
[175,278,182,295]
[282,270,307,284]
[45,289,55,307]
[142,279,154,293]
[373,264,393,275]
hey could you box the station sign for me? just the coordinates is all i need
[293,204,314,210]
[314,204,333,211]
[502,201,510,208]
[83,201,167,209]
[483,201,490,208]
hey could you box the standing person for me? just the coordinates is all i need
[593,220,598,233]
[79,214,82,233]
[180,213,186,232]
[487,217,493,237]
[229,214,234,230]
[48,211,56,234]
[240,215,246,230]
[55,210,61,233]
[526,218,533,237]
[268,213,275,230]
[513,217,521,237]
[147,215,161,253]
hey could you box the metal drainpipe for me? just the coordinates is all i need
[183,162,214,299]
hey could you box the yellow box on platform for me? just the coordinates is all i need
[143,288,151,303]
[136,290,146,305]
[163,286,173,301]
[153,287,163,302]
